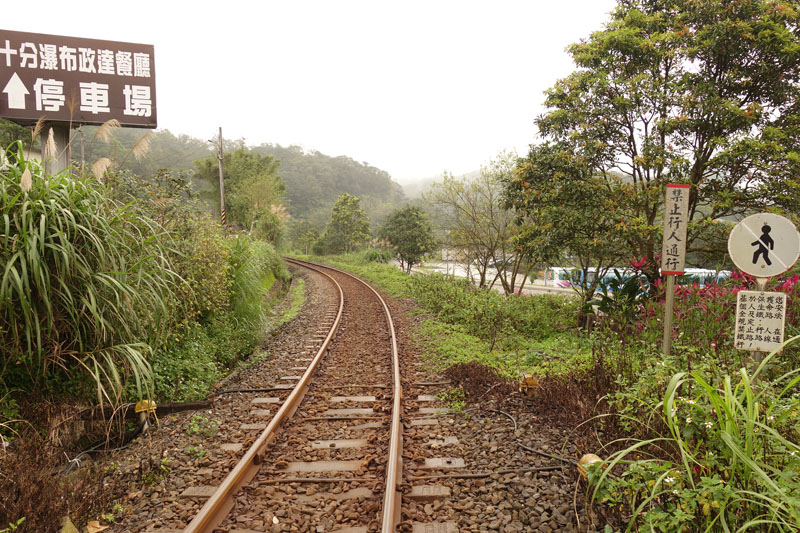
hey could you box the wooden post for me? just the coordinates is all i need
[662,274,676,357]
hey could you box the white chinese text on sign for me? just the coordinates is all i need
[661,184,690,275]
[0,29,156,128]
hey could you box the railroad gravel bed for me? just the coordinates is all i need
[106,267,338,532]
[100,263,602,532]
[218,267,396,532]
[387,295,602,533]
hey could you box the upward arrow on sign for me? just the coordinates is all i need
[3,73,29,110]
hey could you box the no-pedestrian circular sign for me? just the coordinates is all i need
[728,213,800,278]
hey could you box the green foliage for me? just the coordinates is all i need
[141,457,171,487]
[101,503,125,524]
[529,0,800,281]
[272,278,305,331]
[319,193,371,254]
[104,169,289,402]
[425,151,528,294]
[0,143,185,404]
[0,120,27,149]
[151,236,286,401]
[229,237,285,335]
[193,148,286,243]
[186,414,219,437]
[591,270,650,321]
[408,273,577,345]
[589,345,800,532]
[503,143,629,306]
[313,254,586,379]
[318,254,412,297]
[185,445,208,459]
[417,320,519,378]
[379,205,437,273]
[437,387,467,412]
[0,517,25,533]
[251,143,405,226]
[75,127,212,178]
[287,219,321,254]
[361,248,394,264]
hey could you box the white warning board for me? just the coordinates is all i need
[728,213,800,278]
[734,290,787,352]
[661,184,690,275]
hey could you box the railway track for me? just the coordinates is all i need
[180,258,404,532]
[110,258,588,532]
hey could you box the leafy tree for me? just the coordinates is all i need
[287,219,321,254]
[379,206,437,273]
[0,119,28,148]
[504,143,629,307]
[425,151,530,294]
[531,0,800,283]
[319,193,371,254]
[193,148,286,243]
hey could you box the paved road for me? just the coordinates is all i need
[407,261,576,297]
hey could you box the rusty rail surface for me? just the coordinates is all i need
[183,257,403,532]
[184,259,343,532]
[301,259,404,531]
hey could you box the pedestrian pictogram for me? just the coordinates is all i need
[728,213,800,278]
[752,224,774,266]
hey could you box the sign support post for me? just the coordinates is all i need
[662,274,676,357]
[661,184,690,358]
[753,277,769,364]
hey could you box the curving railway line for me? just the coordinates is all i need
[181,258,405,532]
[109,258,587,533]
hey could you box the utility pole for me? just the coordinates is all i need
[217,127,226,225]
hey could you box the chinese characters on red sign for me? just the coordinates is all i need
[0,29,156,127]
[734,290,786,352]
[661,184,690,275]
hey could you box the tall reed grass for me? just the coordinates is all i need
[1,142,180,404]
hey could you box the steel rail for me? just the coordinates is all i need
[184,259,344,532]
[290,259,404,532]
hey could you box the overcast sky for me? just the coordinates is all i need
[9,1,617,183]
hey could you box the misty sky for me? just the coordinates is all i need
[9,1,618,183]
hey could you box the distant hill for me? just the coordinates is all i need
[74,127,405,229]
[251,144,405,228]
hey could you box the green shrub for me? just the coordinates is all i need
[589,343,800,531]
[408,272,577,345]
[0,143,182,403]
[361,248,393,263]
[151,237,288,401]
